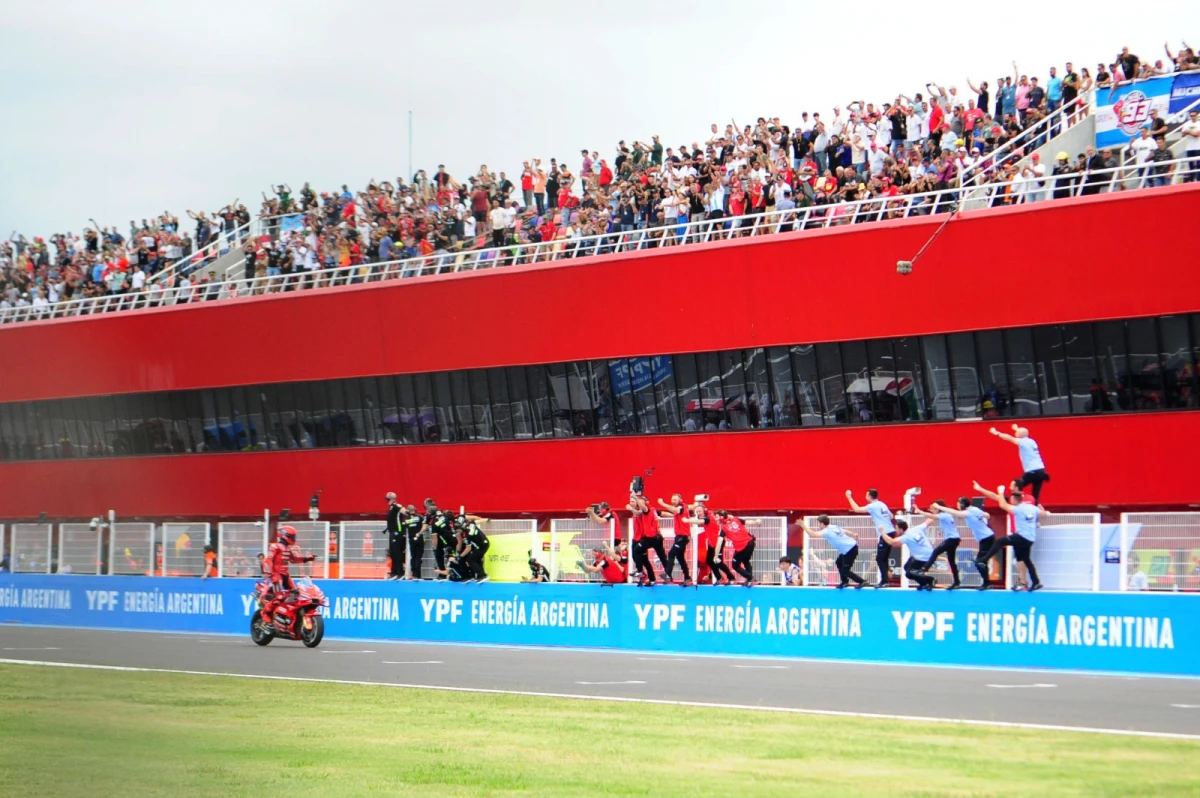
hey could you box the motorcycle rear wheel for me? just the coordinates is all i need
[250,610,275,646]
[300,614,324,648]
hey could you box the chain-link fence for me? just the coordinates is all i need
[109,523,158,576]
[162,523,211,577]
[217,522,268,577]
[57,523,103,575]
[479,519,537,582]
[1120,512,1200,592]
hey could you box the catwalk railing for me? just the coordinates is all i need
[3,513,1198,592]
[3,158,1197,326]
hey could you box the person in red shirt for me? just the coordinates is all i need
[629,490,667,586]
[583,544,626,584]
[597,160,613,187]
[716,510,760,586]
[656,493,693,586]
[689,502,732,585]
[520,163,535,209]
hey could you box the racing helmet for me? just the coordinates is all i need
[277,525,297,545]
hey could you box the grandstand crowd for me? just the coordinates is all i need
[3,42,1198,316]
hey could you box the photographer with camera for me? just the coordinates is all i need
[586,501,620,543]
[656,494,694,586]
[629,477,667,586]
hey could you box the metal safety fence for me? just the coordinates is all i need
[57,523,103,575]
[108,523,157,576]
[1007,513,1100,592]
[803,515,895,587]
[4,512,1199,592]
[11,524,52,574]
[902,513,989,590]
[546,519,616,583]
[337,521,389,580]
[216,522,269,578]
[1121,512,1200,592]
[161,523,211,577]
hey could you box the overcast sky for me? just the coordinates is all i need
[3,1,1197,237]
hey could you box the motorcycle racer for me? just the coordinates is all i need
[262,525,315,622]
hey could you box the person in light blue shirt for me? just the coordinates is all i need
[846,488,895,588]
[799,515,866,589]
[1046,66,1064,112]
[990,424,1051,504]
[915,501,964,589]
[973,481,1044,591]
[880,519,935,590]
[931,496,998,589]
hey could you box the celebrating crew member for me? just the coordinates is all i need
[458,513,491,582]
[689,501,732,584]
[973,481,1045,592]
[586,501,620,543]
[629,490,667,585]
[915,501,963,589]
[657,494,693,586]
[201,545,218,579]
[846,488,897,588]
[523,552,551,583]
[385,492,405,581]
[581,543,627,584]
[424,500,457,579]
[716,510,759,586]
[930,496,997,588]
[397,504,423,579]
[879,519,936,591]
[778,557,803,586]
[798,515,867,589]
[990,424,1051,505]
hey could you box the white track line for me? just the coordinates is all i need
[381,661,443,665]
[320,650,376,654]
[1,658,1197,741]
[575,680,647,685]
[986,683,1058,689]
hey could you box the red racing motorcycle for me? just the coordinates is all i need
[250,577,328,648]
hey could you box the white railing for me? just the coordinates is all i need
[11,523,52,574]
[145,217,256,288]
[3,162,1196,327]
[959,154,1195,206]
[960,95,1093,187]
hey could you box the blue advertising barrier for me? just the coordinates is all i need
[0,575,1195,676]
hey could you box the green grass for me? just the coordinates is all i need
[1,664,1198,797]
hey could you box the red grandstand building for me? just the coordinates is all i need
[0,185,1198,520]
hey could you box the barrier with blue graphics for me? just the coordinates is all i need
[0,575,1194,676]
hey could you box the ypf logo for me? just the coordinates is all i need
[1113,90,1152,135]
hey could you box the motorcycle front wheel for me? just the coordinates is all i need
[300,613,324,648]
[250,610,275,646]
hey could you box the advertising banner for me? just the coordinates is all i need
[608,356,672,396]
[1168,71,1200,116]
[0,576,1194,676]
[1094,76,1174,148]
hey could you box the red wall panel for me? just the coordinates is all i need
[1,412,1195,518]
[2,185,1198,403]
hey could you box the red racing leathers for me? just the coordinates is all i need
[262,542,314,621]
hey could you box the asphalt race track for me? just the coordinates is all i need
[3,625,1199,737]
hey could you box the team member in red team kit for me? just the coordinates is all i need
[688,501,732,584]
[630,490,668,585]
[716,510,760,586]
[656,494,694,586]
